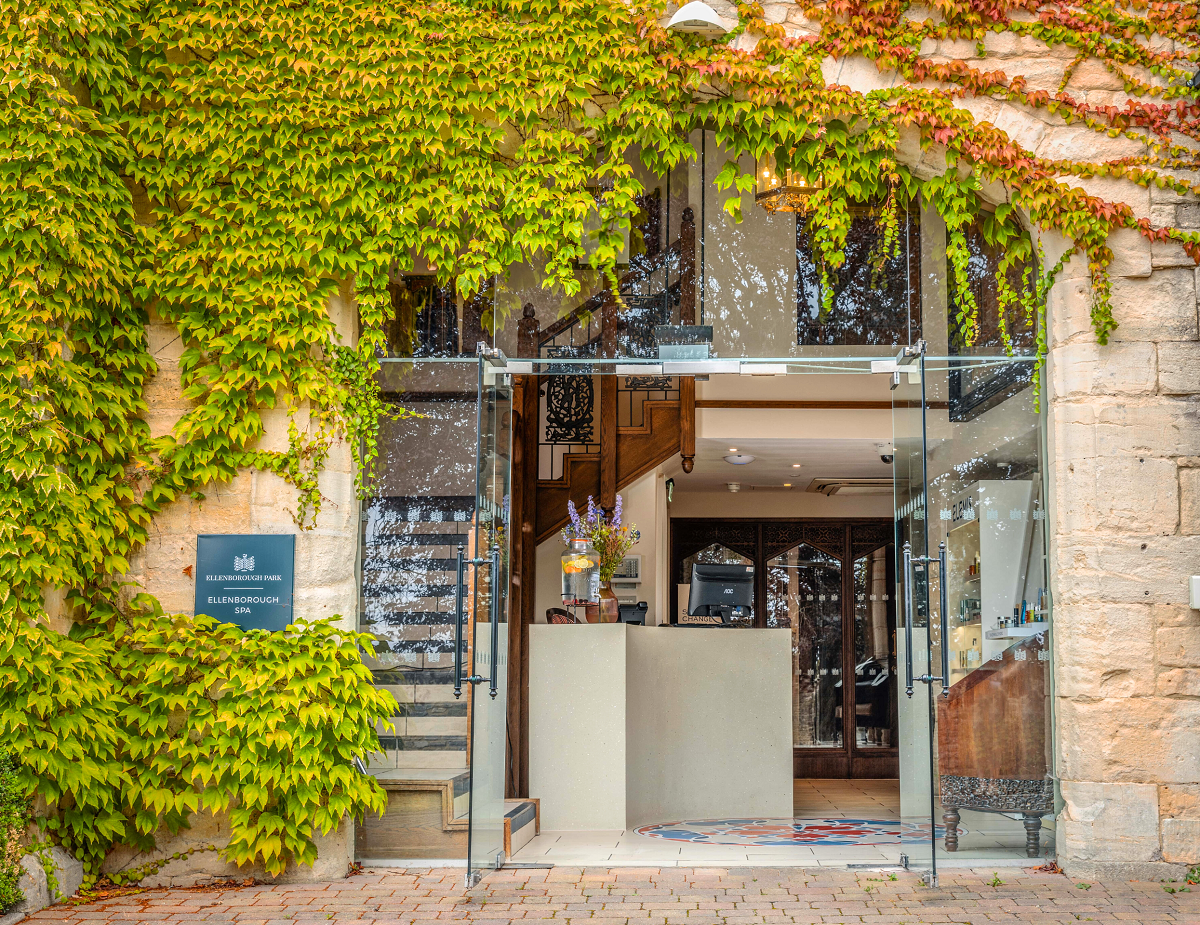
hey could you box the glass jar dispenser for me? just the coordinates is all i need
[561,537,600,607]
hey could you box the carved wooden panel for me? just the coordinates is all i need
[936,634,1050,785]
[851,521,893,561]
[673,522,758,570]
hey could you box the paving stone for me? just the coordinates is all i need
[22,868,1200,925]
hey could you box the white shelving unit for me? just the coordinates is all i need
[945,480,1039,670]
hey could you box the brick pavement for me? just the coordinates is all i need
[22,866,1200,925]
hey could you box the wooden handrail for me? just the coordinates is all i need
[538,237,684,346]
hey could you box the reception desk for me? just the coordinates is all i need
[529,624,792,830]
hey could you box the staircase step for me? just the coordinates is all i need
[377,734,468,751]
[362,611,457,626]
[505,800,540,858]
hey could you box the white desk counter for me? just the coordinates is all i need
[529,624,792,830]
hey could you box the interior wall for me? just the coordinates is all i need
[691,130,799,357]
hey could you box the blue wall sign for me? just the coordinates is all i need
[194,534,296,632]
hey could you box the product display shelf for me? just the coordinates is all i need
[944,480,1042,669]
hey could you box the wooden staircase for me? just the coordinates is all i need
[535,398,683,543]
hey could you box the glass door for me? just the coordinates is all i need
[465,358,513,884]
[891,344,938,880]
[921,353,1055,864]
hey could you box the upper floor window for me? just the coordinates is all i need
[796,205,921,347]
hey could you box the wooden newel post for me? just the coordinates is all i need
[678,207,697,474]
[680,375,695,473]
[517,302,540,358]
[680,206,696,326]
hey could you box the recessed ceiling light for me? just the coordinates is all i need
[724,454,755,466]
[783,483,792,488]
[792,463,801,468]
[729,447,738,452]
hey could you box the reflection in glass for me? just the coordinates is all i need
[852,545,897,749]
[680,543,753,626]
[768,543,843,748]
[797,207,919,346]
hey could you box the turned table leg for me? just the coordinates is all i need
[1023,813,1042,858]
[942,807,960,852]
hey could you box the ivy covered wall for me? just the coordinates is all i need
[3,0,1200,884]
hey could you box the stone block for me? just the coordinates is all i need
[1158,668,1200,697]
[1158,623,1200,668]
[1057,781,1160,862]
[1152,239,1197,270]
[1180,203,1200,229]
[1062,58,1129,93]
[1055,602,1156,699]
[1053,398,1200,461]
[990,103,1047,153]
[1163,818,1200,863]
[1065,176,1153,221]
[1053,536,1200,606]
[981,31,1057,58]
[1047,274,1094,345]
[1043,130,1147,169]
[143,408,186,440]
[9,846,84,918]
[760,2,787,23]
[1161,784,1200,818]
[1156,602,1199,627]
[327,281,357,347]
[1106,227,1153,278]
[1054,453,1177,535]
[1038,229,1090,282]
[103,810,351,888]
[1049,341,1156,397]
[1109,269,1198,342]
[828,56,898,94]
[1159,343,1200,395]
[1057,699,1200,783]
[1182,467,1200,535]
[146,322,186,362]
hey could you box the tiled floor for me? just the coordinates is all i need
[513,779,1053,868]
[27,865,1200,925]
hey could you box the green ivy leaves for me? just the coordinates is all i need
[3,0,1198,888]
[0,605,393,884]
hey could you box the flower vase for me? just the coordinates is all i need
[585,581,620,624]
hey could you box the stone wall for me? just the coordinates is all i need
[1047,190,1200,879]
[115,284,362,885]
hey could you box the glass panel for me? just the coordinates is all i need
[924,355,1052,862]
[467,362,513,881]
[768,543,843,748]
[679,543,753,626]
[852,543,897,749]
[892,352,934,874]
[357,359,479,860]
[797,208,920,346]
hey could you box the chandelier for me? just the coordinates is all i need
[755,152,821,213]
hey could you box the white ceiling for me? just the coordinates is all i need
[678,436,894,491]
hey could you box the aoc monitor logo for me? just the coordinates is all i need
[234,554,256,572]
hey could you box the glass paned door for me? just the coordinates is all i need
[922,354,1054,863]
[466,359,513,884]
[891,346,937,878]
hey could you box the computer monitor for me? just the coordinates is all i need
[687,563,754,623]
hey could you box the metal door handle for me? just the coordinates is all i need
[489,545,500,700]
[938,541,950,697]
[903,541,914,697]
[453,546,465,699]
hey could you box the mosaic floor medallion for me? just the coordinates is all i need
[633,818,959,847]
